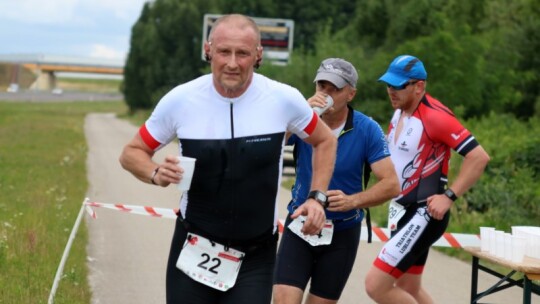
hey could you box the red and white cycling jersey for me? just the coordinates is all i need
[387,94,479,206]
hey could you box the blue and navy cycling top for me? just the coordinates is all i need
[287,105,390,231]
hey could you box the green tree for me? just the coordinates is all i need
[122,0,539,118]
[123,0,216,111]
[122,3,153,112]
[267,0,358,50]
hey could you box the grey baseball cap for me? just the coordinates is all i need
[314,58,358,88]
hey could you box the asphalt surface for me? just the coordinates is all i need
[85,113,537,303]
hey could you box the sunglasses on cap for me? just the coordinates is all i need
[387,81,419,90]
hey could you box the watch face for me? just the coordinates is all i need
[445,189,457,201]
[308,190,328,208]
[316,192,326,202]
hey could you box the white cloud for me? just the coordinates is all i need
[0,0,77,24]
[0,0,147,25]
[0,0,148,58]
[80,0,147,21]
[89,44,125,60]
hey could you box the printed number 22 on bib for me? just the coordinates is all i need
[176,233,245,291]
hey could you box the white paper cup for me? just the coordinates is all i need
[512,226,540,259]
[494,231,506,258]
[176,156,196,191]
[529,234,540,259]
[480,227,495,252]
[488,229,499,256]
[313,95,334,115]
[503,233,512,261]
[511,236,527,263]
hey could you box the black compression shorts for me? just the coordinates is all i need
[374,204,450,278]
[273,215,361,300]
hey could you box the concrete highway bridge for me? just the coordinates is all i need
[0,54,124,91]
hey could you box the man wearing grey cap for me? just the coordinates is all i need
[273,58,400,304]
[365,55,490,303]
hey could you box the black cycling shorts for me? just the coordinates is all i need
[166,217,277,304]
[374,204,450,278]
[273,215,361,300]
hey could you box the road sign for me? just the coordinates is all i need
[202,14,295,65]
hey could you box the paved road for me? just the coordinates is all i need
[85,113,536,303]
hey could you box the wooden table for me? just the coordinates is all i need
[464,247,540,304]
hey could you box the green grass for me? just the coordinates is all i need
[0,101,127,304]
[56,77,122,93]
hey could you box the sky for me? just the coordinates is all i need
[0,0,149,62]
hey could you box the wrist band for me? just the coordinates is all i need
[150,167,160,185]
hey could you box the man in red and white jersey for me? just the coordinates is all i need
[364,55,490,304]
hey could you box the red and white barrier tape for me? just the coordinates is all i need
[84,200,480,248]
[85,201,179,219]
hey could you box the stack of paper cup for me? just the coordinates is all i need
[503,233,513,261]
[488,229,499,256]
[511,235,527,263]
[512,226,540,259]
[531,234,540,259]
[494,231,506,258]
[479,226,539,263]
[480,227,495,252]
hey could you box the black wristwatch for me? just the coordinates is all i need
[307,190,328,208]
[444,188,458,201]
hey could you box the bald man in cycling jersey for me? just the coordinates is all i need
[364,55,490,304]
[119,14,336,304]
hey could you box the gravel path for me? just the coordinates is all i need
[84,112,536,303]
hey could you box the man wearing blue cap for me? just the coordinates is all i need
[364,55,490,303]
[273,58,400,304]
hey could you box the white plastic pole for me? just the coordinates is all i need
[48,198,88,304]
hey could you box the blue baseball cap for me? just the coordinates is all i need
[378,55,427,86]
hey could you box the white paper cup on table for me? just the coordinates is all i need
[512,226,540,258]
[479,227,495,252]
[176,156,196,192]
[488,229,499,256]
[503,233,512,261]
[511,236,527,263]
[494,230,506,258]
[529,234,540,259]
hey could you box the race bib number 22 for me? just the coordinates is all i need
[176,233,245,291]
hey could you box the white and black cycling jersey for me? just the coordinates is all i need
[139,73,318,242]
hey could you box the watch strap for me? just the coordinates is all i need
[307,190,328,208]
[444,188,458,201]
[150,167,160,185]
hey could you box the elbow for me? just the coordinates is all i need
[390,177,401,197]
[119,155,125,169]
[480,150,491,170]
[483,155,491,170]
[119,148,129,170]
